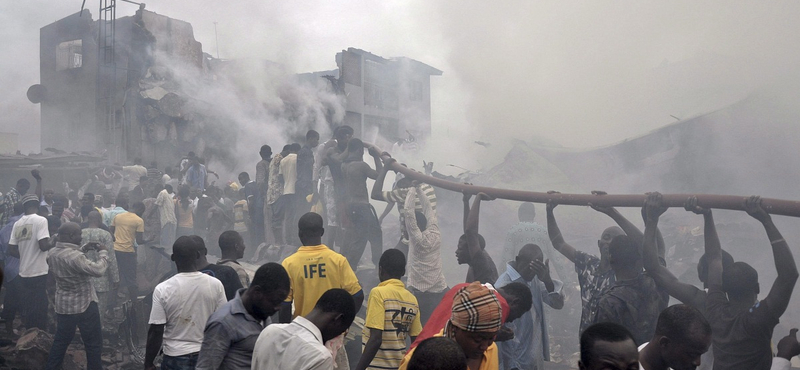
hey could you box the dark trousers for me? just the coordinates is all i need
[115,251,138,299]
[249,200,265,249]
[161,352,199,370]
[273,194,300,245]
[292,193,311,245]
[341,203,383,271]
[45,302,103,370]
[19,274,48,330]
[0,277,21,322]
[409,287,446,327]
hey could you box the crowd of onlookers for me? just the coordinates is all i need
[0,126,799,370]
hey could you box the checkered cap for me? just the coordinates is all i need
[449,281,502,333]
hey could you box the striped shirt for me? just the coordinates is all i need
[47,242,109,315]
[380,183,436,245]
[403,187,447,293]
[363,279,422,370]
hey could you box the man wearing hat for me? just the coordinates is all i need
[399,281,503,370]
[8,193,52,330]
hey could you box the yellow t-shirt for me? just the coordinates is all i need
[362,279,423,370]
[111,211,144,253]
[282,244,362,317]
[398,332,499,370]
[175,199,194,228]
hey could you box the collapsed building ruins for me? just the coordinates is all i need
[30,6,442,169]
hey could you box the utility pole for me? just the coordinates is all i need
[213,21,220,59]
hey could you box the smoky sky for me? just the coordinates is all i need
[3,0,800,164]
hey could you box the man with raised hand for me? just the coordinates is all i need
[641,192,735,370]
[340,138,383,270]
[547,193,661,336]
[458,192,498,284]
[403,181,447,325]
[691,195,797,370]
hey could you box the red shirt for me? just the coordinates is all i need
[410,282,510,349]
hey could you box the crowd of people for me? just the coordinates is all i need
[0,125,798,370]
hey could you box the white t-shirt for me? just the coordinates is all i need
[9,214,50,277]
[279,153,298,195]
[123,164,148,189]
[148,272,226,356]
[252,316,333,370]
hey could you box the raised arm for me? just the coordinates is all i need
[462,192,471,232]
[745,196,799,318]
[590,191,644,244]
[416,184,436,225]
[687,197,723,288]
[367,147,382,179]
[546,200,579,263]
[371,157,394,201]
[404,187,423,242]
[32,170,42,202]
[465,192,493,260]
[641,193,705,308]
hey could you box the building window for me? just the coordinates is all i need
[364,60,398,111]
[56,40,83,71]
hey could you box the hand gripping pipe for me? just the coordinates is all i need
[369,144,800,218]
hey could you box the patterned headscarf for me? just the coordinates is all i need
[447,281,503,333]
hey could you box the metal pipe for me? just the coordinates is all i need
[367,144,800,218]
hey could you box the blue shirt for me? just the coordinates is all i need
[495,263,564,370]
[102,206,127,227]
[195,288,265,370]
[0,215,22,281]
[185,164,207,191]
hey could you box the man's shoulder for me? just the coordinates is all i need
[206,299,236,323]
[22,214,47,224]
[212,264,239,278]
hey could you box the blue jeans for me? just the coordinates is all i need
[45,302,103,370]
[161,352,199,370]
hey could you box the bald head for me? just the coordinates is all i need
[518,243,543,262]
[172,236,200,272]
[298,212,324,246]
[87,210,102,226]
[58,222,82,245]
[602,226,625,239]
[598,226,626,257]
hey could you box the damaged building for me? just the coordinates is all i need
[302,48,442,145]
[32,7,442,167]
[34,6,206,165]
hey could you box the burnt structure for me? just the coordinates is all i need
[34,8,441,167]
[333,48,442,143]
[36,7,205,165]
